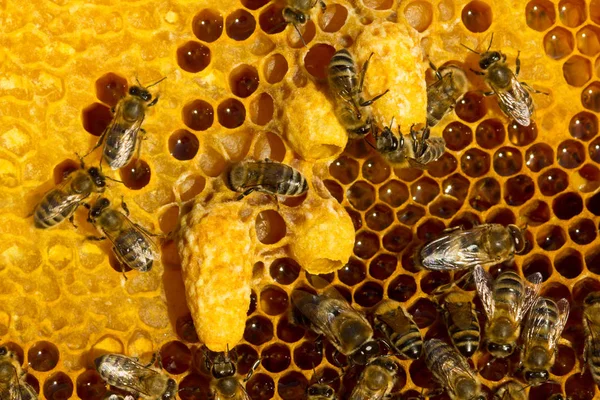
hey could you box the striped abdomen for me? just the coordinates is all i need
[34,189,79,228]
[328,49,359,97]
[445,302,480,357]
[416,137,445,165]
[493,271,524,316]
[229,161,308,197]
[374,308,422,359]
[113,228,153,271]
[527,298,558,345]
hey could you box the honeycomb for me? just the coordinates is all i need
[1,0,600,398]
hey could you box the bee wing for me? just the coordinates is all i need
[107,359,160,397]
[348,378,387,400]
[104,109,143,168]
[493,78,532,126]
[473,265,495,318]
[101,214,160,265]
[377,307,416,336]
[515,272,543,322]
[429,347,474,393]
[37,173,88,221]
[548,299,570,352]
[449,302,475,330]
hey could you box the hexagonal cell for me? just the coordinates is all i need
[410,177,439,205]
[269,258,300,285]
[250,92,274,125]
[522,254,553,282]
[258,4,286,35]
[427,153,457,178]
[255,210,286,244]
[323,179,343,202]
[525,143,553,172]
[226,9,256,41]
[526,0,556,32]
[461,148,490,177]
[570,111,598,141]
[504,175,535,206]
[338,258,366,286]
[443,121,472,151]
[519,199,551,226]
[53,159,79,185]
[178,174,206,202]
[76,370,106,400]
[329,156,359,185]
[369,253,397,280]
[319,3,348,32]
[429,197,462,219]
[229,64,259,98]
[182,99,214,131]
[354,281,383,307]
[544,27,574,60]
[363,0,392,10]
[159,341,192,374]
[590,137,600,162]
[493,146,522,176]
[469,177,501,211]
[441,173,470,202]
[244,315,273,345]
[397,204,426,226]
[44,372,73,400]
[450,211,482,230]
[382,225,412,253]
[475,118,505,149]
[404,0,433,32]
[28,341,59,371]
[508,119,538,146]
[485,207,516,226]
[192,9,223,43]
[353,230,380,259]
[379,180,409,207]
[217,98,246,129]
[558,0,586,27]
[582,81,600,112]
[587,191,600,216]
[416,218,446,242]
[288,20,316,48]
[293,340,323,370]
[347,180,376,210]
[557,139,586,168]
[563,55,592,87]
[119,159,151,190]
[95,73,128,107]
[576,25,600,56]
[538,168,569,196]
[362,155,391,184]
[278,371,308,400]
[169,130,199,161]
[552,192,583,220]
[555,249,584,279]
[577,163,600,192]
[408,298,439,328]
[81,102,112,136]
[365,203,394,231]
[565,370,595,400]
[263,54,288,86]
[259,285,289,316]
[177,41,211,73]
[388,274,417,302]
[304,44,336,80]
[455,91,487,122]
[461,0,492,32]
[536,224,567,251]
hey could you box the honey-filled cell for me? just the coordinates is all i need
[250,92,274,125]
[461,0,493,33]
[563,55,592,87]
[570,111,598,141]
[44,372,73,400]
[192,9,223,43]
[544,27,575,60]
[95,73,127,108]
[177,41,211,73]
[226,9,256,41]
[526,0,556,32]
[81,102,112,136]
[229,64,259,98]
[558,0,587,28]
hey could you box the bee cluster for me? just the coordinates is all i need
[2,0,600,399]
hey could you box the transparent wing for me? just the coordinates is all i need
[548,298,570,352]
[493,78,532,127]
[523,298,554,352]
[106,358,160,396]
[37,171,88,222]
[102,213,159,268]
[426,341,474,394]
[473,265,495,318]
[516,272,543,322]
[103,106,143,169]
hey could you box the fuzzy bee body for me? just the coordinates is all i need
[348,357,397,400]
[583,292,600,386]
[0,346,38,400]
[206,350,257,400]
[307,383,336,400]
[493,381,526,400]
[427,64,468,127]
[94,354,176,400]
[373,123,445,169]
[227,160,308,199]
[521,297,569,385]
[34,166,106,229]
[424,339,484,400]
[443,292,480,358]
[283,0,325,25]
[374,300,422,359]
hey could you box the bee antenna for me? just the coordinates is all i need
[75,152,86,168]
[389,116,395,129]
[292,23,307,47]
[460,42,480,55]
[135,75,142,87]
[487,32,494,52]
[145,76,167,89]
[104,176,124,184]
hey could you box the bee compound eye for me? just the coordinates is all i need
[325,388,334,397]
[0,347,6,356]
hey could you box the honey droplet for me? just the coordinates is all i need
[82,103,113,137]
[76,370,107,400]
[268,257,300,284]
[95,73,128,108]
[119,159,151,190]
[226,9,256,41]
[28,341,59,372]
[43,372,73,400]
[217,98,246,129]
[159,341,191,375]
[168,129,199,161]
[461,0,493,32]
[176,41,211,73]
[192,9,223,43]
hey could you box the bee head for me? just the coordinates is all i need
[585,292,600,305]
[89,198,111,221]
[524,370,549,384]
[129,86,153,102]
[282,7,307,24]
[507,224,526,254]
[161,378,177,400]
[212,360,236,379]
[479,51,502,70]
[87,167,106,189]
[307,384,335,399]
[487,342,514,357]
[375,126,399,151]
[350,340,380,366]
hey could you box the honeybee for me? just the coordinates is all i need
[373,300,422,359]
[328,50,389,137]
[520,297,570,385]
[87,197,159,275]
[463,35,546,127]
[291,286,379,365]
[226,159,308,200]
[86,78,165,170]
[306,369,338,400]
[348,356,398,400]
[0,346,38,400]
[426,62,468,127]
[94,354,176,400]
[415,223,527,271]
[372,121,446,169]
[282,0,326,45]
[205,349,260,400]
[33,159,106,229]
[493,381,526,400]
[105,394,135,400]
[424,339,484,400]
[442,291,480,358]
[583,292,600,386]
[473,265,542,358]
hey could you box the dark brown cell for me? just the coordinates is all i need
[592,0,600,24]
[362,155,391,184]
[416,218,445,242]
[3,343,24,366]
[536,225,566,251]
[401,243,421,273]
[460,148,490,177]
[261,343,290,373]
[569,218,597,244]
[388,274,417,302]
[409,358,436,389]
[52,159,80,185]
[394,166,424,182]
[559,0,587,27]
[555,249,584,279]
[557,139,586,168]
[552,192,583,220]
[486,208,516,226]
[82,102,112,136]
[346,207,363,231]
[455,91,487,122]
[119,159,151,190]
[443,121,472,151]
[229,64,259,98]
[378,180,409,208]
[244,315,274,345]
[526,0,556,31]
[217,98,246,129]
[278,371,308,400]
[192,9,223,43]
[586,246,600,275]
[345,138,371,159]
[541,282,572,305]
[95,73,127,107]
[354,281,383,307]
[226,9,256,40]
[369,254,397,280]
[76,370,106,400]
[461,0,492,32]
[269,258,300,285]
[493,146,523,176]
[420,271,451,295]
[293,340,323,370]
[182,99,214,131]
[246,373,275,400]
[477,353,508,381]
[522,255,553,281]
[260,285,289,316]
[249,289,257,316]
[24,373,39,394]
[563,55,592,86]
[324,179,343,202]
[304,44,336,80]
[365,203,394,231]
[588,191,600,215]
[177,41,211,73]
[429,197,461,219]
[565,369,595,400]
[159,341,191,375]
[338,258,366,286]
[255,210,286,245]
[469,177,501,211]
[233,344,260,375]
[28,341,59,372]
[169,129,199,161]
[258,4,286,35]
[525,143,554,172]
[43,372,73,400]
[179,374,211,400]
[241,0,269,10]
[544,27,575,59]
[408,298,438,328]
[578,163,600,192]
[277,317,305,343]
[410,177,439,205]
[382,225,413,253]
[319,3,348,32]
[503,174,535,206]
[441,173,470,203]
[397,204,426,226]
[508,119,538,146]
[577,25,600,56]
[475,118,505,149]
[529,382,563,400]
[329,155,360,184]
[250,93,274,125]
[573,278,600,303]
[582,81,600,112]
[347,181,376,210]
[538,168,569,196]
[176,314,199,343]
[353,230,380,259]
[570,111,598,141]
[427,153,458,179]
[519,199,551,226]
[450,212,481,230]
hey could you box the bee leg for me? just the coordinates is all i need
[237,188,256,200]
[429,60,443,81]
[291,23,308,47]
[120,197,130,217]
[481,90,495,96]
[469,68,485,76]
[144,352,158,368]
[318,0,326,11]
[515,50,521,76]
[521,81,549,95]
[86,235,106,241]
[243,358,261,382]
[147,95,159,107]
[68,215,78,229]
